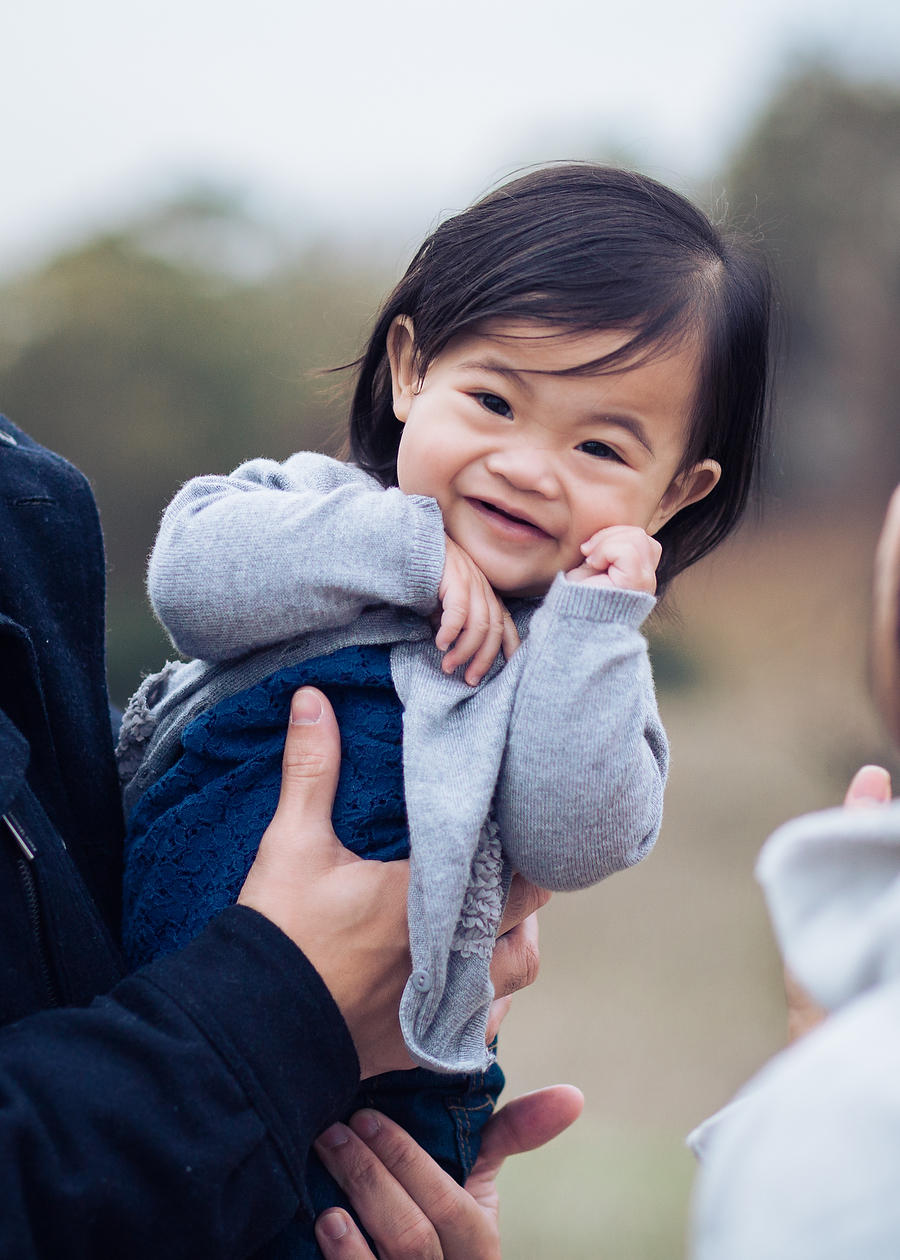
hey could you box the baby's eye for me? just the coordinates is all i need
[577,440,622,462]
[476,392,513,419]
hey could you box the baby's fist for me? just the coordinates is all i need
[568,525,661,594]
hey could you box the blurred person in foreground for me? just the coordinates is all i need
[689,485,900,1259]
[0,413,573,1259]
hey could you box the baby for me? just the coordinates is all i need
[117,164,772,1257]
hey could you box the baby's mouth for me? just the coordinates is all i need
[468,498,551,539]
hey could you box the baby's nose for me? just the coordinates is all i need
[485,446,559,496]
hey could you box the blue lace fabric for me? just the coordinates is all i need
[122,641,503,1260]
[123,644,409,967]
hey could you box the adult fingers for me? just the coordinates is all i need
[330,1111,498,1260]
[485,994,513,1045]
[315,1210,378,1259]
[498,873,551,936]
[314,1122,453,1260]
[844,764,892,808]
[490,911,540,999]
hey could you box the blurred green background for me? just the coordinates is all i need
[4,62,900,1259]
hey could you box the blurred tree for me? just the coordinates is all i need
[725,65,900,502]
[0,198,390,702]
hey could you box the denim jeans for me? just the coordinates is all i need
[256,1060,505,1259]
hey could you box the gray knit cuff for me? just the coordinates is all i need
[404,495,446,613]
[548,571,656,627]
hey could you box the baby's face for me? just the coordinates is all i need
[392,320,711,598]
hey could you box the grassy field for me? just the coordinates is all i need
[494,509,897,1258]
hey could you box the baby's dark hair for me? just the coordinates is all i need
[348,163,773,592]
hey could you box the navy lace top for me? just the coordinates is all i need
[123,643,408,968]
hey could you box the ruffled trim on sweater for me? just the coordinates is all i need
[451,816,504,959]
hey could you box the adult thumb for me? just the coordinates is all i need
[473,1085,584,1178]
[259,687,344,862]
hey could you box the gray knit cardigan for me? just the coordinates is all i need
[118,453,668,1073]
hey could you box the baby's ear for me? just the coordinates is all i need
[386,316,417,423]
[648,460,721,533]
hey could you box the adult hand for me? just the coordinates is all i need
[239,689,549,1077]
[238,686,413,1078]
[312,1085,585,1258]
[784,762,893,1045]
[487,875,551,1041]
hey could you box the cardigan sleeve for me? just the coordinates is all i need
[148,452,446,661]
[0,906,359,1260]
[496,574,668,891]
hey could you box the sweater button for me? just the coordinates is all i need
[411,969,432,992]
[400,610,419,626]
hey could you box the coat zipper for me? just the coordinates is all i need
[3,813,60,1009]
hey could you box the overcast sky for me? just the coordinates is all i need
[2,0,900,270]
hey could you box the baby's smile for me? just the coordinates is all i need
[391,319,711,598]
[465,496,553,541]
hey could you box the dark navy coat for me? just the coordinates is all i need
[0,415,358,1258]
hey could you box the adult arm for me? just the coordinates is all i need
[2,686,543,1260]
[0,908,359,1260]
[0,689,408,1260]
[497,573,667,891]
[148,452,445,660]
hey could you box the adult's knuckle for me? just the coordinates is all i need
[497,943,540,996]
[392,1211,441,1259]
[283,746,329,780]
[340,1145,382,1195]
[375,1131,421,1180]
[520,936,541,987]
[430,1183,471,1231]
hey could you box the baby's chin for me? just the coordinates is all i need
[488,573,554,600]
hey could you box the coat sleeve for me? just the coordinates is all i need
[148,452,446,661]
[0,906,359,1260]
[496,574,668,892]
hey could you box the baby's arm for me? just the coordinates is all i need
[496,574,667,892]
[149,452,445,661]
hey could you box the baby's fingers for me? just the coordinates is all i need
[435,583,471,652]
[501,608,521,660]
[441,576,492,677]
[462,585,508,685]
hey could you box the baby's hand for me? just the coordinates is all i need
[435,537,520,685]
[567,525,662,595]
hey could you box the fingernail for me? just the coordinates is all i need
[318,1211,349,1240]
[317,1123,349,1149]
[351,1110,380,1139]
[291,688,323,725]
